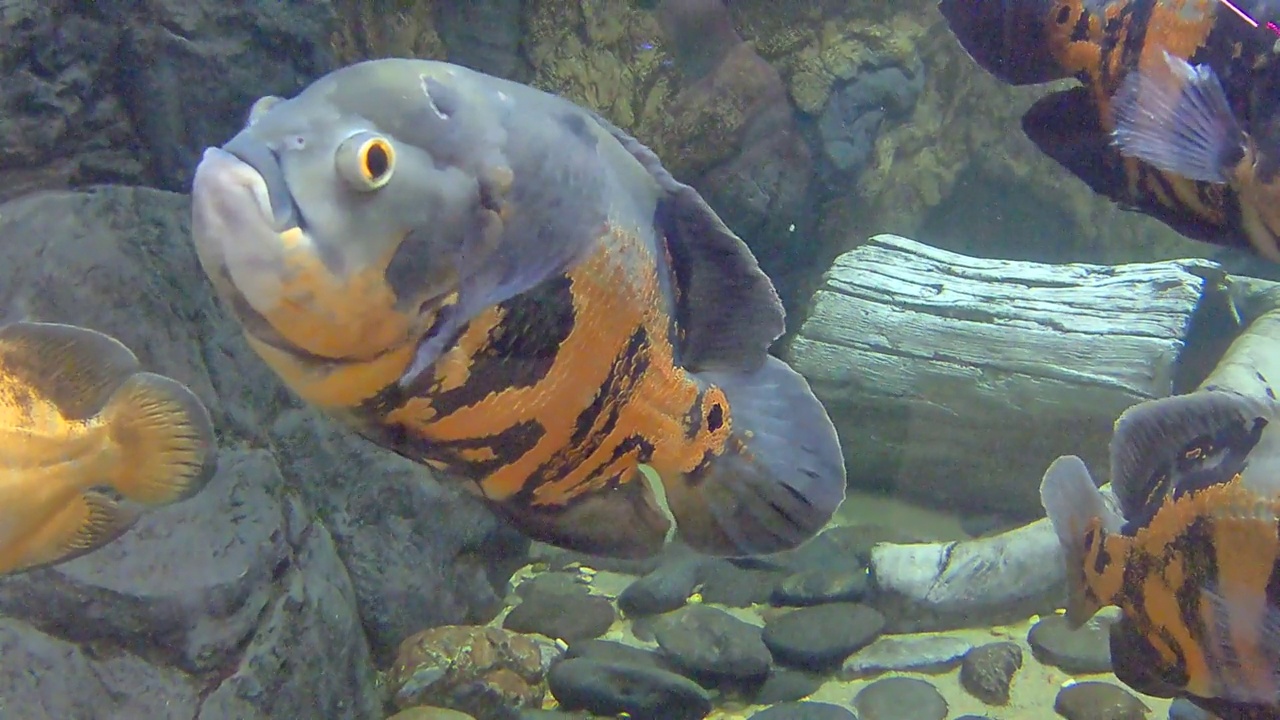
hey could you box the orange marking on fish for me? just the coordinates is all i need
[1088,479,1280,701]
[432,306,506,392]
[247,335,416,409]
[384,225,730,507]
[1140,0,1217,68]
[1206,489,1280,699]
[259,233,416,362]
[1168,175,1226,222]
[457,446,498,463]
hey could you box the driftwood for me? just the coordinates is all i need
[865,275,1280,632]
[786,234,1218,519]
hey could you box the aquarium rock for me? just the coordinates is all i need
[818,59,925,176]
[0,0,336,201]
[0,186,523,718]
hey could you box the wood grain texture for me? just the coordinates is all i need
[786,234,1217,518]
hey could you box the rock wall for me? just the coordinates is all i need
[0,187,528,718]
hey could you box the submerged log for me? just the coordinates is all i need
[865,276,1280,632]
[786,233,1218,519]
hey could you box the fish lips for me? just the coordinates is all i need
[190,146,303,317]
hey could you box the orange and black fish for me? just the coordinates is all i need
[0,321,217,574]
[188,59,846,559]
[938,0,1280,260]
[1040,390,1280,718]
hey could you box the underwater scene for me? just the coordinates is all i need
[11,0,1280,718]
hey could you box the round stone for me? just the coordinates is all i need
[854,676,948,720]
[1028,613,1115,674]
[749,701,857,720]
[652,604,772,681]
[1054,681,1150,720]
[547,657,712,720]
[762,602,885,670]
[960,641,1024,705]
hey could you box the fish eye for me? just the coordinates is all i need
[247,96,283,126]
[336,132,396,191]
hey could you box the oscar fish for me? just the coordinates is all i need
[1040,390,1280,718]
[937,0,1280,260]
[188,58,846,559]
[1110,49,1280,262]
[0,321,217,574]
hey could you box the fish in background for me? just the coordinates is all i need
[937,0,1280,261]
[1040,390,1280,719]
[188,58,846,560]
[1110,49,1280,262]
[0,321,218,574]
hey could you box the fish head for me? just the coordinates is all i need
[190,60,517,365]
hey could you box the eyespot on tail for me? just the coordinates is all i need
[665,356,846,557]
[1040,454,1122,627]
[101,372,218,506]
[1110,50,1245,184]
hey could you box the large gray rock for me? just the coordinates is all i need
[0,186,525,717]
[0,0,337,201]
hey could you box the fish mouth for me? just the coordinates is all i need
[190,143,304,323]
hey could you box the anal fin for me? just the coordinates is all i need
[0,489,139,574]
[483,468,675,559]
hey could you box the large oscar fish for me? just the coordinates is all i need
[1041,390,1280,719]
[938,0,1280,261]
[188,59,846,559]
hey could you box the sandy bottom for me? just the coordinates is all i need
[511,489,1176,719]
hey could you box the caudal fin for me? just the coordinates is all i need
[100,372,217,506]
[1040,454,1124,626]
[661,356,846,557]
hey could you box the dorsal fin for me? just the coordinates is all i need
[1109,391,1279,526]
[584,109,785,372]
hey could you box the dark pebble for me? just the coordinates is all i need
[617,558,707,617]
[751,668,825,705]
[854,676,948,720]
[841,632,971,678]
[771,566,870,607]
[763,603,885,670]
[564,639,668,671]
[748,701,857,720]
[517,712,591,720]
[652,604,772,681]
[779,524,929,569]
[698,560,785,607]
[515,572,586,598]
[960,641,1023,706]
[503,580,617,642]
[1054,681,1150,720]
[547,657,712,720]
[1029,613,1115,674]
